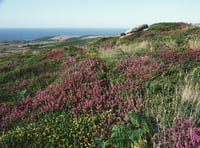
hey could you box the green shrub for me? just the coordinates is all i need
[102,111,152,148]
[149,22,183,32]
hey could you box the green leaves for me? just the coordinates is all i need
[144,81,161,94]
[102,111,152,148]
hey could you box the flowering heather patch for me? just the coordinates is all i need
[67,56,76,63]
[153,117,200,148]
[7,79,28,91]
[0,57,141,142]
[149,22,186,32]
[142,30,179,36]
[45,72,56,78]
[0,60,24,72]
[0,58,106,127]
[1,49,199,132]
[147,49,200,65]
[99,42,115,49]
[74,49,87,57]
[40,49,65,60]
[82,43,89,47]
[114,56,161,97]
[0,65,11,71]
[179,22,190,27]
[19,79,28,87]
[116,57,160,78]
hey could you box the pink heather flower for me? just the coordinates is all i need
[155,118,200,147]
[67,56,76,63]
[19,80,28,87]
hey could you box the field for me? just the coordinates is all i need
[0,22,200,147]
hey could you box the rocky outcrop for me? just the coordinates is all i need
[120,33,126,36]
[120,24,148,38]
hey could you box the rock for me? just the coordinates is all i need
[136,24,149,31]
[125,28,135,34]
[125,24,148,34]
[119,24,148,39]
[120,33,126,36]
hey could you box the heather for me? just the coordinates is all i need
[0,22,200,147]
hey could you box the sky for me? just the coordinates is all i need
[0,0,199,28]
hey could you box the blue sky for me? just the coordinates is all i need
[0,0,199,28]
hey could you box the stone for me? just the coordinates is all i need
[125,24,148,34]
[120,33,126,36]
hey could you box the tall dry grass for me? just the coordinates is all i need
[98,48,117,58]
[98,41,148,58]
[119,41,148,52]
[189,39,200,49]
[181,67,200,118]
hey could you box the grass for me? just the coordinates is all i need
[189,39,200,49]
[181,67,200,108]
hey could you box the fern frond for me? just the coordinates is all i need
[102,111,152,148]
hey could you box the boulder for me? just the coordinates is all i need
[120,33,126,36]
[120,24,148,38]
[125,24,148,34]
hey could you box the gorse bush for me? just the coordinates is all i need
[0,111,73,147]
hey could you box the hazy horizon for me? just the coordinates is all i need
[0,0,199,28]
[0,28,128,40]
[0,27,128,29]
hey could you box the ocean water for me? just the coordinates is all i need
[0,28,127,40]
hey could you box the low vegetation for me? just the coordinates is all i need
[0,22,200,147]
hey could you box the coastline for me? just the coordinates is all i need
[0,34,117,57]
[0,28,126,41]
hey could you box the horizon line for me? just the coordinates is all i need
[0,27,129,29]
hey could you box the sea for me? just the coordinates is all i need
[0,28,127,41]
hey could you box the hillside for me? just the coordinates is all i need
[0,22,200,147]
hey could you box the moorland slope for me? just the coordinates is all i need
[0,22,200,147]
